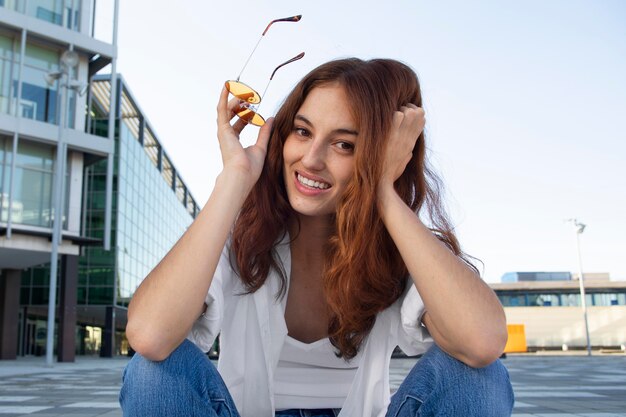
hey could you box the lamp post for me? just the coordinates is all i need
[568,218,592,356]
[44,50,84,366]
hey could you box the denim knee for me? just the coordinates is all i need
[119,339,238,417]
[387,344,514,417]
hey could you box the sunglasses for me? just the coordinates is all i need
[225,15,304,127]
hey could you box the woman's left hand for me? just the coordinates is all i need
[378,104,425,193]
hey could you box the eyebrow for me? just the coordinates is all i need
[294,114,359,136]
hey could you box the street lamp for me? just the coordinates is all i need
[44,49,87,366]
[567,218,592,356]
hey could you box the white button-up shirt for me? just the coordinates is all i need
[188,237,433,417]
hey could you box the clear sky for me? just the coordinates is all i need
[95,0,626,283]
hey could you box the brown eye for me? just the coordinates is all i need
[294,127,310,137]
[336,141,355,151]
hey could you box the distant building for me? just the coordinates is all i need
[501,271,611,283]
[501,271,572,282]
[492,276,626,350]
[570,272,611,282]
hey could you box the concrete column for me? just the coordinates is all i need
[57,255,78,362]
[0,269,21,359]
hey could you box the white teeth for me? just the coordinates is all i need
[297,173,330,190]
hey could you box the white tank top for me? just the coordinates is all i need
[274,335,363,410]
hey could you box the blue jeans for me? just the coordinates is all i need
[119,339,514,416]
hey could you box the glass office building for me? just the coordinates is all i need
[0,2,199,360]
[13,74,199,358]
[95,76,199,309]
[0,0,117,361]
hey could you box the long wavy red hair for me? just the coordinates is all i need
[232,58,477,359]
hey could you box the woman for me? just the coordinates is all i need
[120,58,514,417]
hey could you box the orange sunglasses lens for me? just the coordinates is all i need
[237,108,265,126]
[225,80,261,104]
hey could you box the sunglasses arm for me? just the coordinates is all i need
[269,52,305,81]
[237,15,302,82]
[262,15,302,36]
[257,52,305,117]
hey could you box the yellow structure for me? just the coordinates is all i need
[504,324,527,353]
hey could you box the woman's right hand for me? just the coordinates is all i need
[216,86,274,191]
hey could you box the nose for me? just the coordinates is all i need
[301,138,326,171]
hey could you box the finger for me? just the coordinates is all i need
[400,104,421,119]
[398,106,411,121]
[227,97,246,118]
[399,105,424,130]
[400,103,422,118]
[392,110,404,128]
[217,85,231,126]
[232,117,248,135]
[255,117,274,152]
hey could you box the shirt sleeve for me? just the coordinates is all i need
[186,243,232,352]
[396,277,434,356]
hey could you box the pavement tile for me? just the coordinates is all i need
[0,406,51,414]
[0,353,625,416]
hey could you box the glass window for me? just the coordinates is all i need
[20,287,30,305]
[88,268,112,286]
[32,268,49,285]
[528,294,560,307]
[17,42,61,123]
[499,294,526,307]
[0,34,15,61]
[0,33,16,115]
[11,140,54,227]
[87,286,113,305]
[20,63,58,123]
[78,270,87,285]
[77,286,86,304]
[24,42,59,71]
[64,1,81,31]
[25,0,64,27]
[16,140,54,170]
[591,293,622,306]
[31,287,50,304]
[560,293,580,307]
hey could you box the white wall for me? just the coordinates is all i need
[505,306,626,347]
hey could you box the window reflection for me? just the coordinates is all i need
[0,137,57,227]
[20,43,60,123]
[1,0,83,31]
[498,291,626,307]
[0,34,16,115]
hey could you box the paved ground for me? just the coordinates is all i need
[1,352,625,416]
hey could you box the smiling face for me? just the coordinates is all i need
[282,83,359,219]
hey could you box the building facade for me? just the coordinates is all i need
[493,279,626,350]
[0,0,116,361]
[0,1,199,361]
[501,271,572,283]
